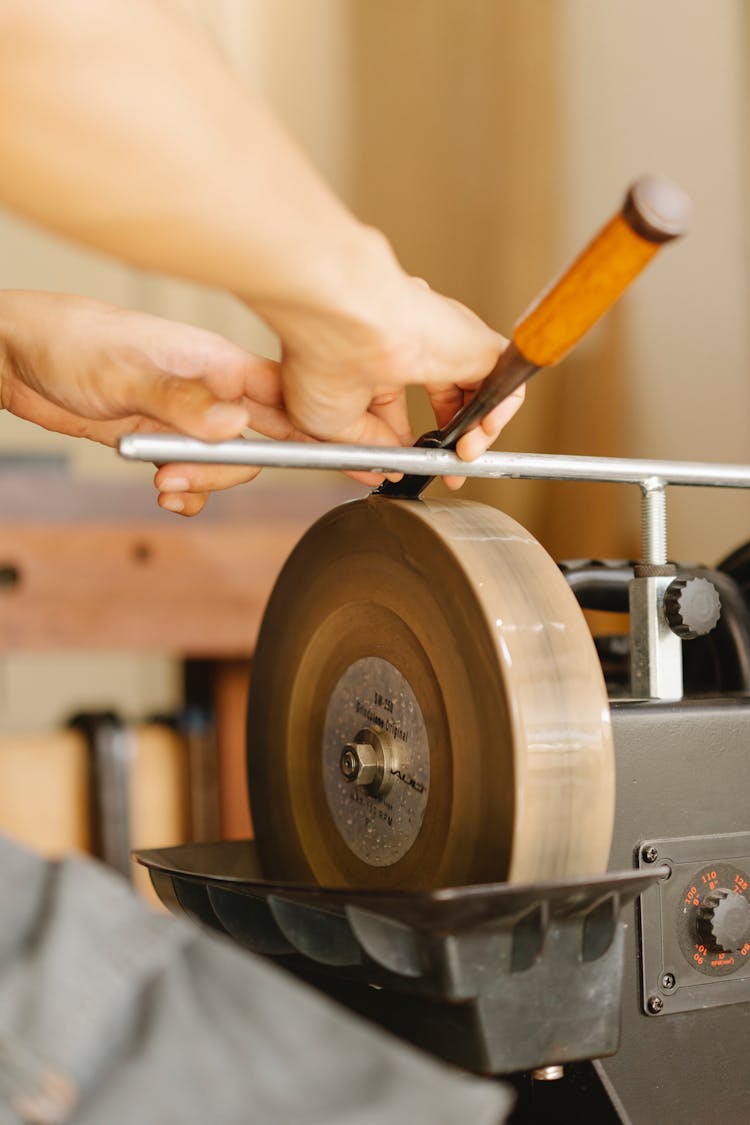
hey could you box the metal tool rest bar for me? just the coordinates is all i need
[119,436,750,702]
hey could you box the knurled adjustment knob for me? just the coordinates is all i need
[663,577,721,639]
[696,888,750,953]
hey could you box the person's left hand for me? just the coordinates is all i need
[0,291,408,515]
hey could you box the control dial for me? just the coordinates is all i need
[697,888,750,953]
[679,863,750,976]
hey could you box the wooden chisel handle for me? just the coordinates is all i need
[380,174,692,499]
[514,174,692,366]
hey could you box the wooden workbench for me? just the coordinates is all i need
[0,466,357,838]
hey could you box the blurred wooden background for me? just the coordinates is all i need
[0,0,749,870]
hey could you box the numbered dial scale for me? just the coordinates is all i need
[639,833,750,1015]
[679,864,750,976]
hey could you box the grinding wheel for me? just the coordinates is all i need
[246,495,614,889]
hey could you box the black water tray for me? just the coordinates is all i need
[135,840,661,1075]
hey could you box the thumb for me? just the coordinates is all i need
[120,370,250,439]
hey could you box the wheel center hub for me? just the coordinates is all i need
[322,656,430,866]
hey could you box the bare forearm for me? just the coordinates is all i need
[0,0,388,313]
[0,0,511,452]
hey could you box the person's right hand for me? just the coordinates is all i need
[251,232,524,490]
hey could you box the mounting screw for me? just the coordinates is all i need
[340,747,360,781]
[531,1065,564,1082]
[660,972,676,992]
[647,994,664,1014]
[640,479,667,566]
[642,845,659,864]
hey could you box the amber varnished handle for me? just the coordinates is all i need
[379,174,691,499]
[513,174,692,367]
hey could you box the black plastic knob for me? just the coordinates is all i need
[696,888,750,953]
[664,577,721,639]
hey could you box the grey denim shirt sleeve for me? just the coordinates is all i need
[0,835,513,1125]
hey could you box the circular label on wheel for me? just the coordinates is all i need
[322,656,430,866]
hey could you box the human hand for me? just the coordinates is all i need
[0,3,524,490]
[253,233,524,490]
[0,4,523,491]
[0,291,407,516]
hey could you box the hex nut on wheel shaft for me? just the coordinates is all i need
[340,727,394,796]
